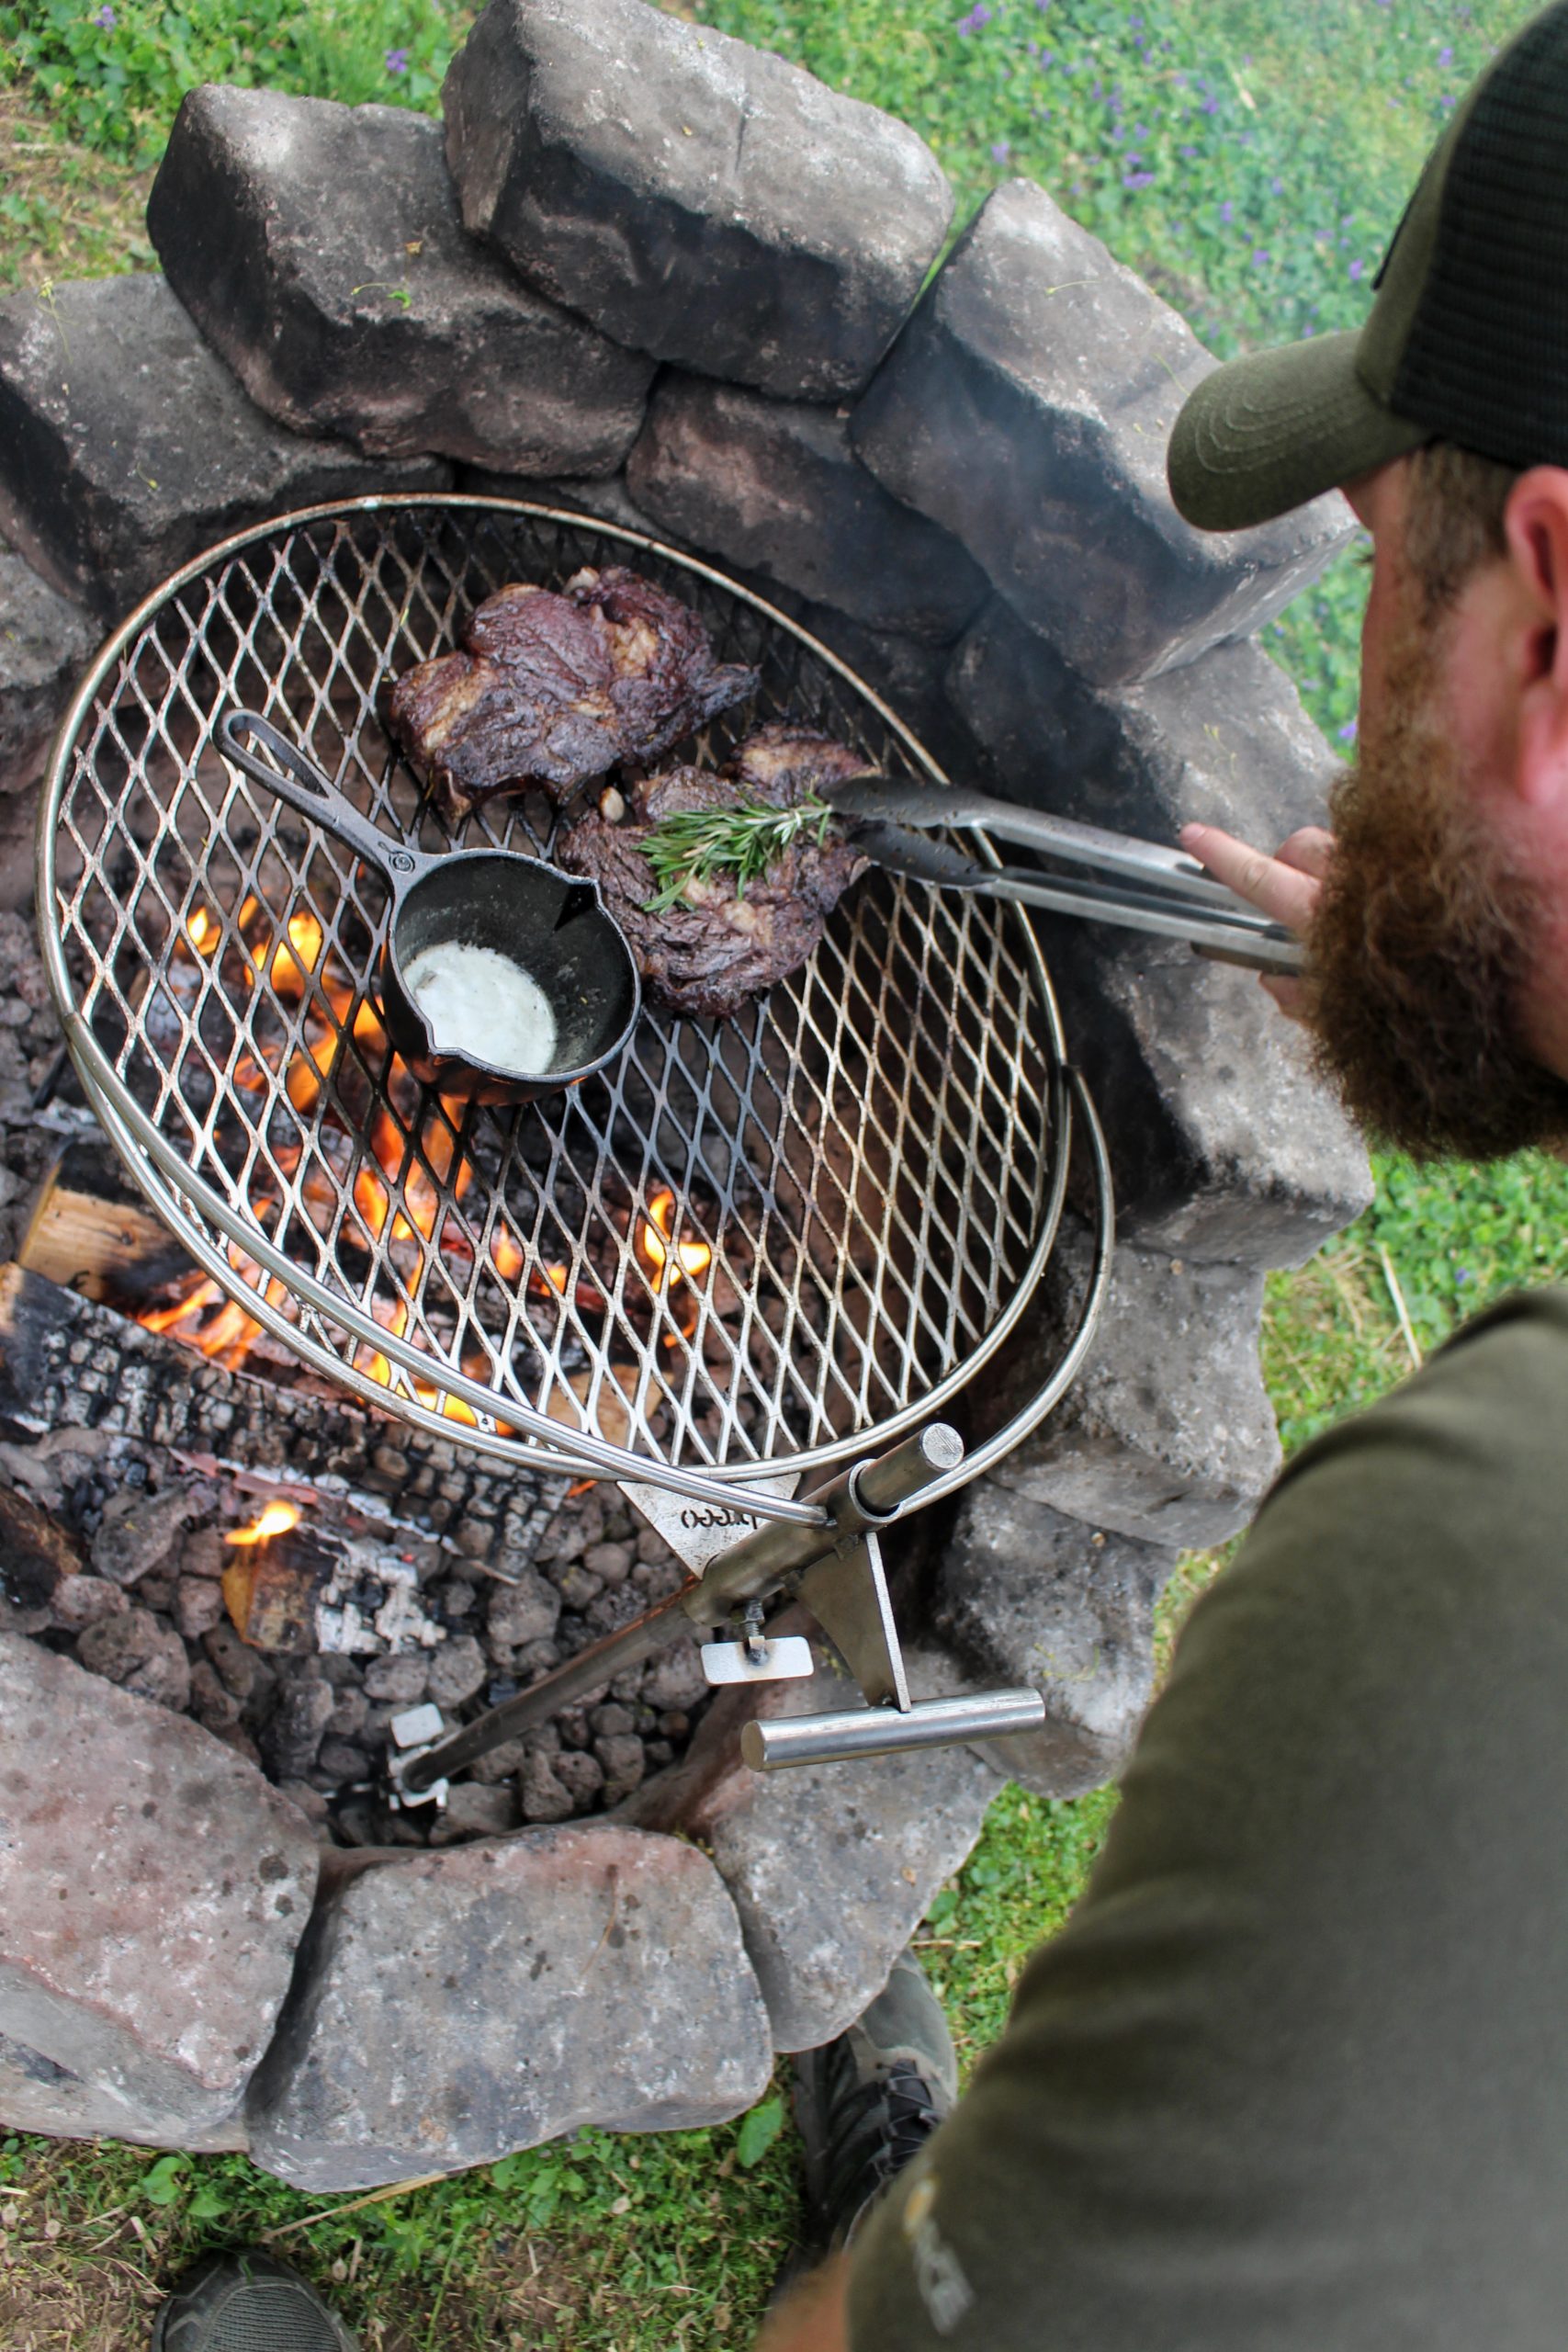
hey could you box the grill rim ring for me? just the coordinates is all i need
[39,493,1082,1513]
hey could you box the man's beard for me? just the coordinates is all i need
[1303,607,1568,1161]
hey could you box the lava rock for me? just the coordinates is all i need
[945,603,1341,849]
[592,1732,645,1807]
[244,1825,772,2188]
[189,1657,242,1733]
[582,1541,633,1588]
[175,1573,227,1641]
[626,375,987,641]
[0,539,96,796]
[0,274,450,620]
[443,0,953,400]
[487,1568,560,1649]
[1045,924,1372,1270]
[631,1636,997,2050]
[425,1634,487,1710]
[77,1603,191,1712]
[915,1487,1177,1796]
[149,86,653,475]
[519,1746,575,1823]
[984,1221,1281,1549]
[852,181,1349,686]
[261,1672,336,1781]
[48,1571,129,1632]
[554,1749,604,1808]
[363,1652,429,1705]
[314,1739,374,1786]
[640,1640,709,1714]
[0,1631,316,2140]
[429,1780,520,1844]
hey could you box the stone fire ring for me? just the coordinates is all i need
[0,0,1371,2190]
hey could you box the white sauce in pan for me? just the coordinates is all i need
[403,941,559,1074]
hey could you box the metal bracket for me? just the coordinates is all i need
[700,1634,816,1686]
[796,1529,909,1710]
[386,1701,450,1812]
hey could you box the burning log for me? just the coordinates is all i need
[220,1504,336,1654]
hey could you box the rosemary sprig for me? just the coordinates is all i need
[637,794,837,913]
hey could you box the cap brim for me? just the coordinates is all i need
[1167,331,1429,532]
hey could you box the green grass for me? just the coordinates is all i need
[5,1,1568,2344]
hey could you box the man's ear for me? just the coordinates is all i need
[1503,467,1568,810]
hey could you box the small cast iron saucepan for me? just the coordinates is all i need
[220,710,640,1106]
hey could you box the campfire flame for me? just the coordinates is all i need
[136,897,720,1431]
[223,1499,301,1546]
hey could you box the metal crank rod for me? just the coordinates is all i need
[400,1424,1043,1792]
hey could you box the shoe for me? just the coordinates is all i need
[150,2250,360,2352]
[792,1948,958,2252]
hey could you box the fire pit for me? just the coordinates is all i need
[0,2,1371,2182]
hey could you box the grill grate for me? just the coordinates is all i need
[40,499,1075,1496]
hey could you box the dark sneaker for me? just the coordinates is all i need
[793,1948,959,2252]
[150,2250,359,2352]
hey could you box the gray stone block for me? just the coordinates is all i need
[443,0,953,399]
[148,86,652,475]
[926,1483,1177,1796]
[0,2030,249,2151]
[0,275,450,619]
[983,1219,1280,1548]
[1048,925,1372,1269]
[852,181,1349,686]
[0,1631,318,2139]
[245,1825,772,2189]
[626,374,987,642]
[631,1635,997,2052]
[945,599,1340,847]
[0,538,95,796]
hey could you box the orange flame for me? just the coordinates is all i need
[223,1500,301,1546]
[641,1188,713,1283]
[186,907,220,956]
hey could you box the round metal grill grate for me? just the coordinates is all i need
[39,498,1077,1500]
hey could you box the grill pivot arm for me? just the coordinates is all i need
[398,1423,1043,1792]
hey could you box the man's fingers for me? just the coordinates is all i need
[1274,826,1335,881]
[1179,821,1325,933]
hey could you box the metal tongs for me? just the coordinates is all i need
[818,774,1304,976]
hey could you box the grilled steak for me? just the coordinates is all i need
[558,725,867,1021]
[385,566,758,823]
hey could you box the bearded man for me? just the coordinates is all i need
[746,6,1568,2351]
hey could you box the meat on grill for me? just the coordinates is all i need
[385,566,758,823]
[557,723,868,1021]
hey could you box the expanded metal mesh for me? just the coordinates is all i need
[41,498,1071,1487]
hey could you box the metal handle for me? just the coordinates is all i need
[827,772,1251,912]
[739,1689,1046,1770]
[220,710,428,895]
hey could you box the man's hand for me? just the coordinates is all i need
[754,2254,851,2352]
[1179,821,1334,1018]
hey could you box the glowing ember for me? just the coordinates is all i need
[223,1499,302,1546]
[186,907,219,956]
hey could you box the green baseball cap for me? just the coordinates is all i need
[1168,2,1568,531]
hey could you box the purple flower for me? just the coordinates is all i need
[1337,718,1359,742]
[91,4,114,23]
[1039,49,1055,66]
[1438,43,1454,65]
[991,141,1010,164]
[1456,1267,1473,1283]
[956,0,993,30]
[1219,198,1234,224]
[1201,94,1219,114]
[384,44,410,72]
[1252,247,1270,266]
[1270,175,1284,194]
[1349,258,1365,279]
[1179,143,1197,157]
[1123,171,1156,191]
[1439,94,1456,108]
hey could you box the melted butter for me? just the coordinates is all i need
[404,940,559,1074]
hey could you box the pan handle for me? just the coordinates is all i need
[219,710,426,896]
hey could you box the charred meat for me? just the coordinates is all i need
[557,725,867,1021]
[385,566,758,823]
